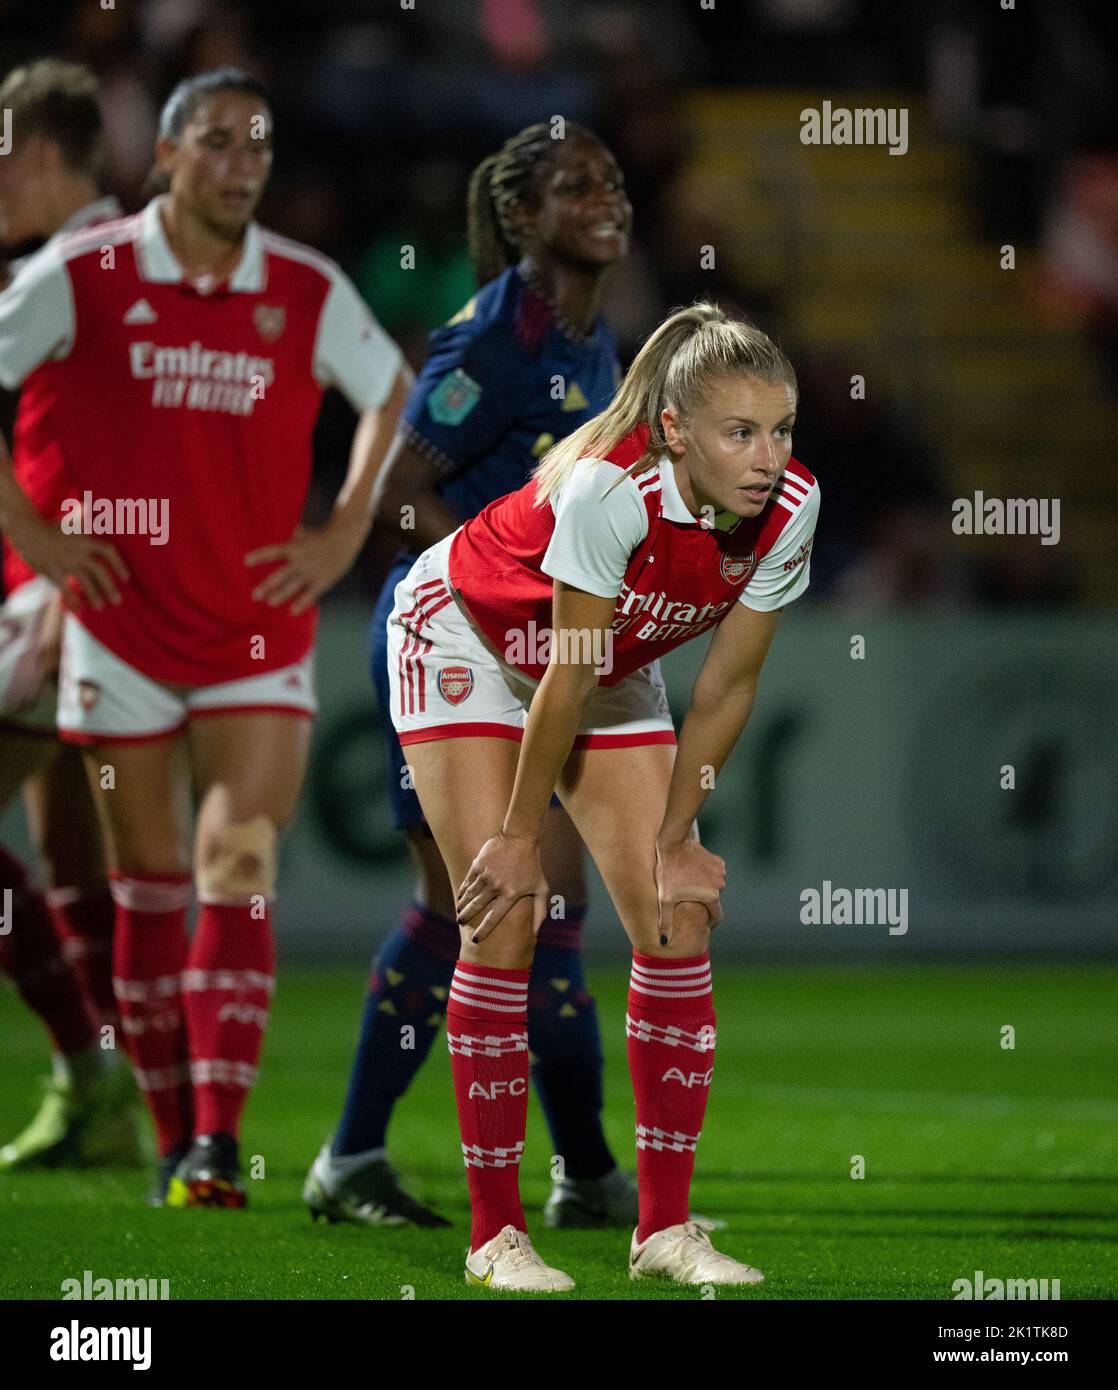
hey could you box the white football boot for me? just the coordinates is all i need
[465,1224,575,1291]
[629,1219,764,1286]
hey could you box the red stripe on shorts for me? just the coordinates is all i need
[399,582,452,716]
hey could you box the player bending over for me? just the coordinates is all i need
[305,122,641,1230]
[386,302,819,1289]
[0,67,410,1208]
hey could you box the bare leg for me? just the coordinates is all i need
[555,742,718,1246]
[182,713,311,1150]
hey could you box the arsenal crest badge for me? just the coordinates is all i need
[78,679,101,711]
[438,665,474,705]
[253,303,286,342]
[720,550,756,584]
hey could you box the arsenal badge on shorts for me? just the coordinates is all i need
[78,679,101,711]
[438,665,474,705]
[253,303,286,342]
[720,550,756,584]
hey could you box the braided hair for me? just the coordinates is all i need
[466,121,597,288]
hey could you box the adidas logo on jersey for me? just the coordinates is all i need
[123,298,158,325]
[561,381,589,412]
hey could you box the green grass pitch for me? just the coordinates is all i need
[2,963,1115,1300]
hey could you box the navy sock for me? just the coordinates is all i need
[332,903,458,1157]
[528,908,615,1181]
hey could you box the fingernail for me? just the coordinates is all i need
[470,933,479,945]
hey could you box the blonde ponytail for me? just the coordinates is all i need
[531,302,797,505]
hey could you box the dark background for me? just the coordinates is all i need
[2,0,1116,953]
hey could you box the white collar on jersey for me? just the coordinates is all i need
[135,195,265,293]
[657,454,743,533]
[8,197,126,280]
[57,196,124,236]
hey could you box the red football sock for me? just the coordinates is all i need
[447,960,530,1251]
[182,901,275,1139]
[0,845,98,1056]
[110,873,194,1156]
[47,885,119,1031]
[626,952,716,1242]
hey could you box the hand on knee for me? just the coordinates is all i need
[459,900,537,972]
[197,816,278,903]
[654,900,712,958]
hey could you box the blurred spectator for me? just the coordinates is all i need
[970,533,1080,609]
[353,159,474,356]
[1039,141,1118,398]
[0,0,1105,611]
[830,504,974,610]
[784,348,947,602]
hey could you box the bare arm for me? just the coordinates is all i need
[246,361,414,613]
[502,582,615,843]
[370,438,465,549]
[455,581,615,940]
[0,428,128,608]
[331,362,414,530]
[653,600,783,940]
[660,601,782,846]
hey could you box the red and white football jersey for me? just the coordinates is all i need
[448,423,819,687]
[2,196,123,595]
[0,197,401,684]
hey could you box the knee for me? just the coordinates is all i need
[633,899,712,959]
[196,815,278,901]
[459,899,537,972]
[115,845,189,879]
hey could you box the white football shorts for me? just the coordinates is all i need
[385,533,676,750]
[57,615,316,744]
[0,576,61,731]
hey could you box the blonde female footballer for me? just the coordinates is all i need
[385,302,819,1290]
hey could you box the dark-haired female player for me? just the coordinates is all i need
[0,67,410,1207]
[387,303,819,1289]
[304,123,640,1229]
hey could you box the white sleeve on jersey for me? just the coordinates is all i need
[0,244,76,390]
[540,459,649,598]
[739,477,821,611]
[312,267,403,413]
